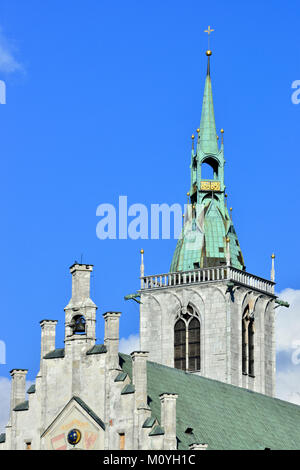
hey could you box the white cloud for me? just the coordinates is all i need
[119,334,140,354]
[276,288,300,352]
[0,377,10,433]
[0,28,22,74]
[274,288,300,403]
[276,368,300,405]
[0,378,34,433]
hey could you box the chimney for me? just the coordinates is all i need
[159,393,178,450]
[103,312,121,369]
[131,351,148,409]
[70,263,93,301]
[40,320,58,359]
[9,369,28,416]
[189,443,208,450]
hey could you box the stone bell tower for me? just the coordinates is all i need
[139,49,277,397]
[64,263,97,349]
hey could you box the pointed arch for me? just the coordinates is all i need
[188,317,200,371]
[248,317,255,376]
[242,305,255,377]
[174,304,201,372]
[201,156,220,175]
[174,319,186,371]
[242,306,248,375]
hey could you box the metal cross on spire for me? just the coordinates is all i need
[204,25,214,50]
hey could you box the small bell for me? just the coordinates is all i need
[71,315,86,334]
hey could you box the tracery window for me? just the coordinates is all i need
[248,318,255,376]
[242,306,255,377]
[174,305,200,372]
[174,319,186,371]
[242,311,247,374]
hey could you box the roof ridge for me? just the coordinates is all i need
[119,351,300,409]
[147,359,300,408]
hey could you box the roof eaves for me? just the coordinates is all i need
[27,384,36,394]
[114,372,128,382]
[121,384,135,395]
[86,344,107,355]
[44,348,65,359]
[13,400,29,411]
[142,416,156,428]
[149,425,165,436]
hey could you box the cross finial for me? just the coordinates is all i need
[204,25,214,50]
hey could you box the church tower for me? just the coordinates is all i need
[139,49,276,397]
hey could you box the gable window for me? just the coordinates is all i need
[174,305,200,372]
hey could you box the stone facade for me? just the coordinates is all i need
[0,262,276,450]
[140,280,275,396]
[0,264,178,450]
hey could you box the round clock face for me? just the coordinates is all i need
[67,428,81,446]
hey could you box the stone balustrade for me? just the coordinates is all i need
[140,266,274,295]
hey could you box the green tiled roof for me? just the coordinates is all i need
[198,56,218,155]
[149,425,165,436]
[119,353,300,450]
[170,198,245,272]
[27,384,36,394]
[121,384,135,395]
[114,372,128,382]
[13,400,29,412]
[184,428,200,447]
[44,348,65,359]
[0,433,5,443]
[86,344,107,355]
[142,416,156,428]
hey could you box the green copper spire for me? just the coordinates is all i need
[198,52,218,155]
[170,49,245,273]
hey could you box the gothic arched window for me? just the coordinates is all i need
[188,317,200,371]
[242,311,248,375]
[242,306,255,376]
[248,318,255,377]
[174,319,186,371]
[174,305,200,372]
[201,156,219,180]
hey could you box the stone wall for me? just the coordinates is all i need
[140,280,275,395]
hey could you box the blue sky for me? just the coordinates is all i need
[0,0,300,428]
